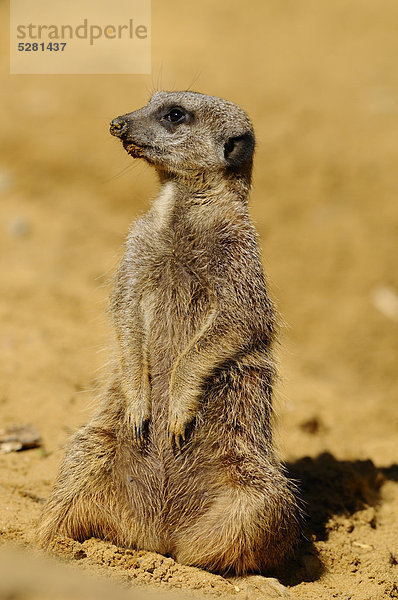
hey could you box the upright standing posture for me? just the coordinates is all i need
[37,91,299,574]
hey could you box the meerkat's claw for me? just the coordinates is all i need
[168,428,181,450]
[127,408,149,447]
[168,415,192,450]
[169,432,183,451]
[133,418,149,447]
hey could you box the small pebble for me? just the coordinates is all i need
[0,424,42,454]
[352,542,373,550]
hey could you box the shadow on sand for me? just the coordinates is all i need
[276,452,393,586]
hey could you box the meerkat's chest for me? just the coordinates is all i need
[137,240,212,354]
[126,206,219,353]
[144,247,211,316]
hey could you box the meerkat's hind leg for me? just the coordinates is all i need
[172,478,300,575]
[36,424,124,550]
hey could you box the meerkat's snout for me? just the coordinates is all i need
[110,117,128,139]
[110,114,147,159]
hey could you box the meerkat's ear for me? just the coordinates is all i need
[224,133,255,168]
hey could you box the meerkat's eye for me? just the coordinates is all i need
[163,108,186,124]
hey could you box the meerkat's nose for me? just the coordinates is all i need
[110,118,128,138]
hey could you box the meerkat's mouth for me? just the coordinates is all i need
[122,140,147,158]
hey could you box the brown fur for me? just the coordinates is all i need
[37,91,300,574]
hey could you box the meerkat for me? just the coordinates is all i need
[37,91,300,575]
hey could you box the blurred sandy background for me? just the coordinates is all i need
[0,1,397,599]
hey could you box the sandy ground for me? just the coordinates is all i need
[1,0,398,598]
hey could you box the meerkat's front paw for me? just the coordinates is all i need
[126,402,150,447]
[168,407,195,450]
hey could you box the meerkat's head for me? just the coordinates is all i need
[110,91,255,180]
